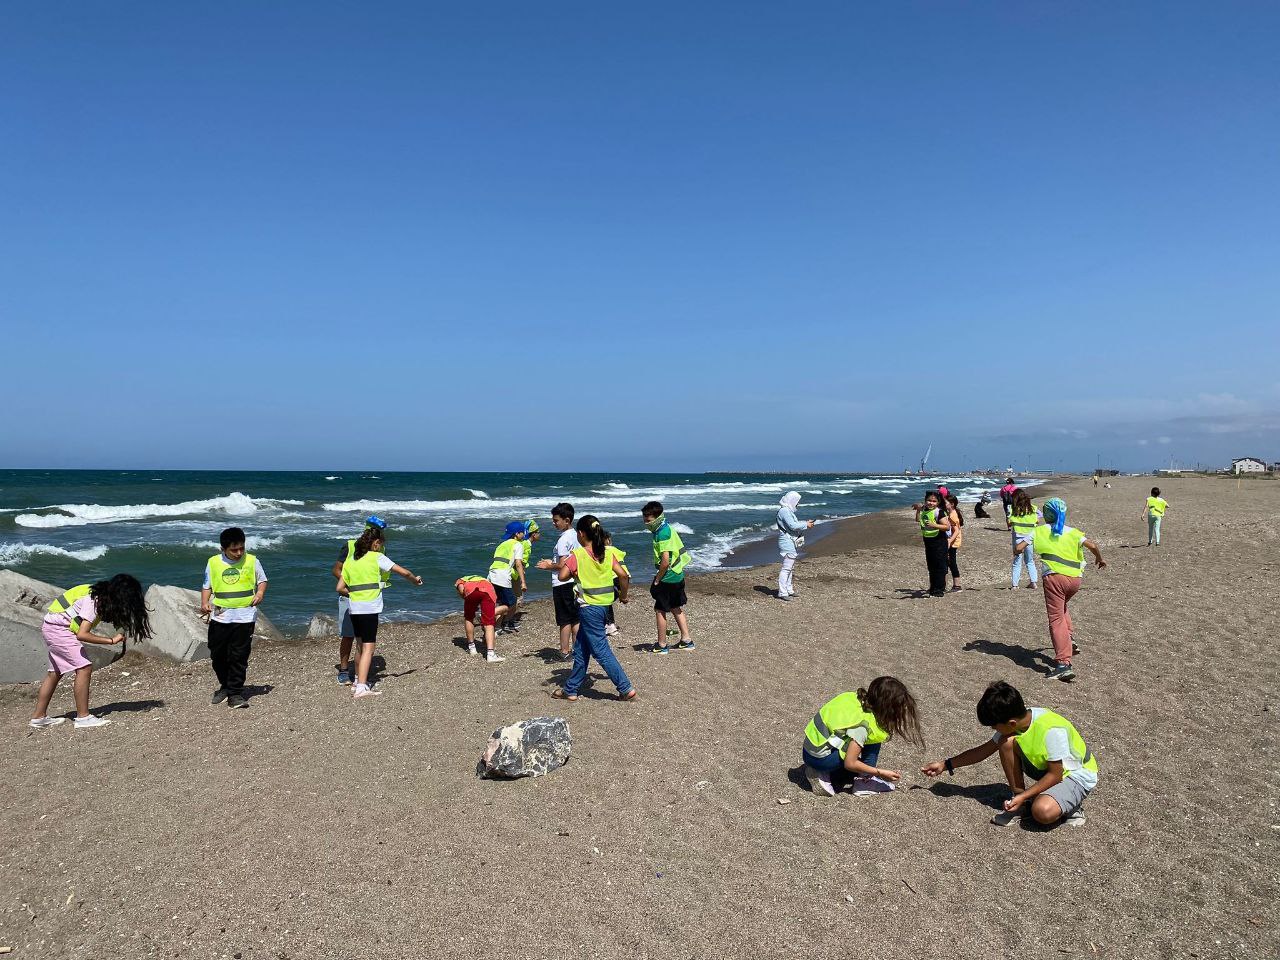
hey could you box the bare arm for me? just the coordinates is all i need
[514,558,526,592]
[1005,761,1064,812]
[1082,538,1107,569]
[251,579,268,607]
[612,557,630,603]
[331,560,344,581]
[921,739,999,776]
[843,742,900,782]
[77,622,124,646]
[200,586,212,616]
[389,563,423,585]
[336,576,350,597]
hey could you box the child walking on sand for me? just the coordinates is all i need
[455,576,508,662]
[200,526,269,709]
[1142,487,1169,546]
[30,574,152,730]
[922,681,1097,828]
[801,677,924,797]
[642,501,694,654]
[336,527,423,698]
[1008,489,1041,590]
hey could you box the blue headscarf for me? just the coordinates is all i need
[1043,497,1067,536]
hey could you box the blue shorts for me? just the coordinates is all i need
[494,585,517,609]
[337,595,353,638]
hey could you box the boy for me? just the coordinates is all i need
[455,576,508,662]
[536,503,579,657]
[641,501,693,654]
[488,521,527,634]
[1141,486,1169,546]
[922,681,1097,828]
[200,527,268,709]
[332,514,387,685]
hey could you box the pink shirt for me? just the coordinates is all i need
[43,594,99,634]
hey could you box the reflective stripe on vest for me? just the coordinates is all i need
[490,538,518,572]
[47,584,94,636]
[343,550,385,603]
[919,509,941,538]
[207,555,258,608]
[804,692,889,759]
[351,538,392,586]
[1009,512,1037,533]
[572,546,619,605]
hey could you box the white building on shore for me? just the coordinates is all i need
[1231,457,1268,474]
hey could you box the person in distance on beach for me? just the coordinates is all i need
[913,491,952,597]
[1014,498,1107,682]
[775,491,814,601]
[1008,489,1041,590]
[641,501,694,654]
[944,493,964,592]
[336,527,423,698]
[1000,476,1018,521]
[1141,487,1169,546]
[602,530,627,637]
[974,493,992,519]
[30,574,153,730]
[488,521,527,635]
[201,527,268,709]
[549,515,636,702]
[801,677,924,797]
[333,515,388,685]
[455,576,508,662]
[922,681,1096,828]
[537,503,579,658]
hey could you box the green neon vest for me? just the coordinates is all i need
[1016,709,1098,780]
[804,692,889,759]
[652,524,690,581]
[207,554,258,608]
[1146,496,1166,518]
[1009,510,1038,534]
[490,538,520,574]
[1032,525,1086,578]
[919,508,942,538]
[350,539,391,587]
[343,550,385,603]
[47,584,97,637]
[573,546,621,605]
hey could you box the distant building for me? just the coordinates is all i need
[1232,457,1267,474]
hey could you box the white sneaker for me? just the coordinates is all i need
[990,809,1021,827]
[851,775,896,796]
[29,716,66,729]
[352,684,382,699]
[73,715,111,729]
[805,766,836,797]
[467,644,478,656]
[604,623,618,636]
[486,652,505,663]
[1066,810,1087,827]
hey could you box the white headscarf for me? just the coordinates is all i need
[779,491,802,512]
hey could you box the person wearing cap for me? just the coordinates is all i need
[332,515,388,685]
[504,520,541,634]
[488,521,527,634]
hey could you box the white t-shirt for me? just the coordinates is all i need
[347,553,397,614]
[488,541,523,589]
[992,708,1098,789]
[202,556,269,624]
[551,529,578,588]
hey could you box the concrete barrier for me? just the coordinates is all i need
[0,571,123,684]
[140,585,284,662]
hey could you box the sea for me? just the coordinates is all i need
[0,470,1008,634]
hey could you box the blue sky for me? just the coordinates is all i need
[2,2,1277,473]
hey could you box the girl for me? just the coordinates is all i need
[550,515,636,702]
[802,676,924,797]
[336,528,424,697]
[1141,486,1169,546]
[944,493,964,592]
[1008,488,1041,590]
[776,491,814,601]
[912,491,952,597]
[31,574,152,730]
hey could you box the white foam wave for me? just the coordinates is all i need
[686,526,762,571]
[15,492,296,529]
[467,489,491,499]
[670,522,695,535]
[325,476,341,481]
[0,543,110,565]
[181,535,284,551]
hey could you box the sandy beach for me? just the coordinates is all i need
[1,475,1275,959]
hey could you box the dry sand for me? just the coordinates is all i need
[1,475,1276,959]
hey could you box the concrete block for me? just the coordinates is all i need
[140,584,284,662]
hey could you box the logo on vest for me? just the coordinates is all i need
[221,569,241,584]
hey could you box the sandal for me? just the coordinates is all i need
[551,688,578,702]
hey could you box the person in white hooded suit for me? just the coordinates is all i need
[776,491,814,600]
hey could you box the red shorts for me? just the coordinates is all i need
[464,591,497,626]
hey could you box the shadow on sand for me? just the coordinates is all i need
[962,638,1054,673]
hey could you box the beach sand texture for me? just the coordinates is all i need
[1,476,1275,958]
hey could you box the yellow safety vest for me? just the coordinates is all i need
[207,554,258,608]
[1016,709,1098,780]
[46,584,97,637]
[343,549,385,604]
[1032,525,1086,578]
[572,546,621,605]
[804,692,889,760]
[350,538,392,587]
[919,508,942,538]
[1146,497,1167,518]
[1009,510,1038,535]
[652,523,691,579]
[490,538,521,575]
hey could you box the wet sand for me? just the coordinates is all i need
[0,475,1275,958]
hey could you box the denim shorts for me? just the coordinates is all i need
[337,595,353,637]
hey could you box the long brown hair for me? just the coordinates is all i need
[858,676,924,747]
[353,528,384,560]
[1012,488,1034,516]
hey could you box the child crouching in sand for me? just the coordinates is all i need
[31,574,152,730]
[921,681,1097,828]
[802,677,923,797]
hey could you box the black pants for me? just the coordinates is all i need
[208,620,254,694]
[947,546,960,581]
[923,536,949,596]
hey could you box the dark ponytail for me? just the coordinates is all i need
[354,528,383,560]
[576,514,607,561]
[90,574,153,640]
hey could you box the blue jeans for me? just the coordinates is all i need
[802,741,882,772]
[1011,534,1038,587]
[564,604,633,697]
[1148,515,1162,545]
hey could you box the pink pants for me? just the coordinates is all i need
[1042,573,1081,664]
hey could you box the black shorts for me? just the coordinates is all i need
[552,584,580,627]
[349,612,380,645]
[493,585,517,609]
[651,580,687,612]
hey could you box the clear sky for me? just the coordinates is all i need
[3,2,1277,473]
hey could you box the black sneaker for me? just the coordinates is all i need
[1045,663,1076,682]
[211,688,229,705]
[227,694,249,709]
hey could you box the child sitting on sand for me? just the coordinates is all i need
[455,576,508,662]
[31,574,153,730]
[802,677,923,797]
[922,681,1096,828]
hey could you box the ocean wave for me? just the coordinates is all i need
[15,492,299,529]
[671,522,695,535]
[686,526,762,571]
[180,535,284,551]
[467,489,491,499]
[325,476,341,481]
[0,543,110,565]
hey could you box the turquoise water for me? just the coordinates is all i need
[0,470,1000,632]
